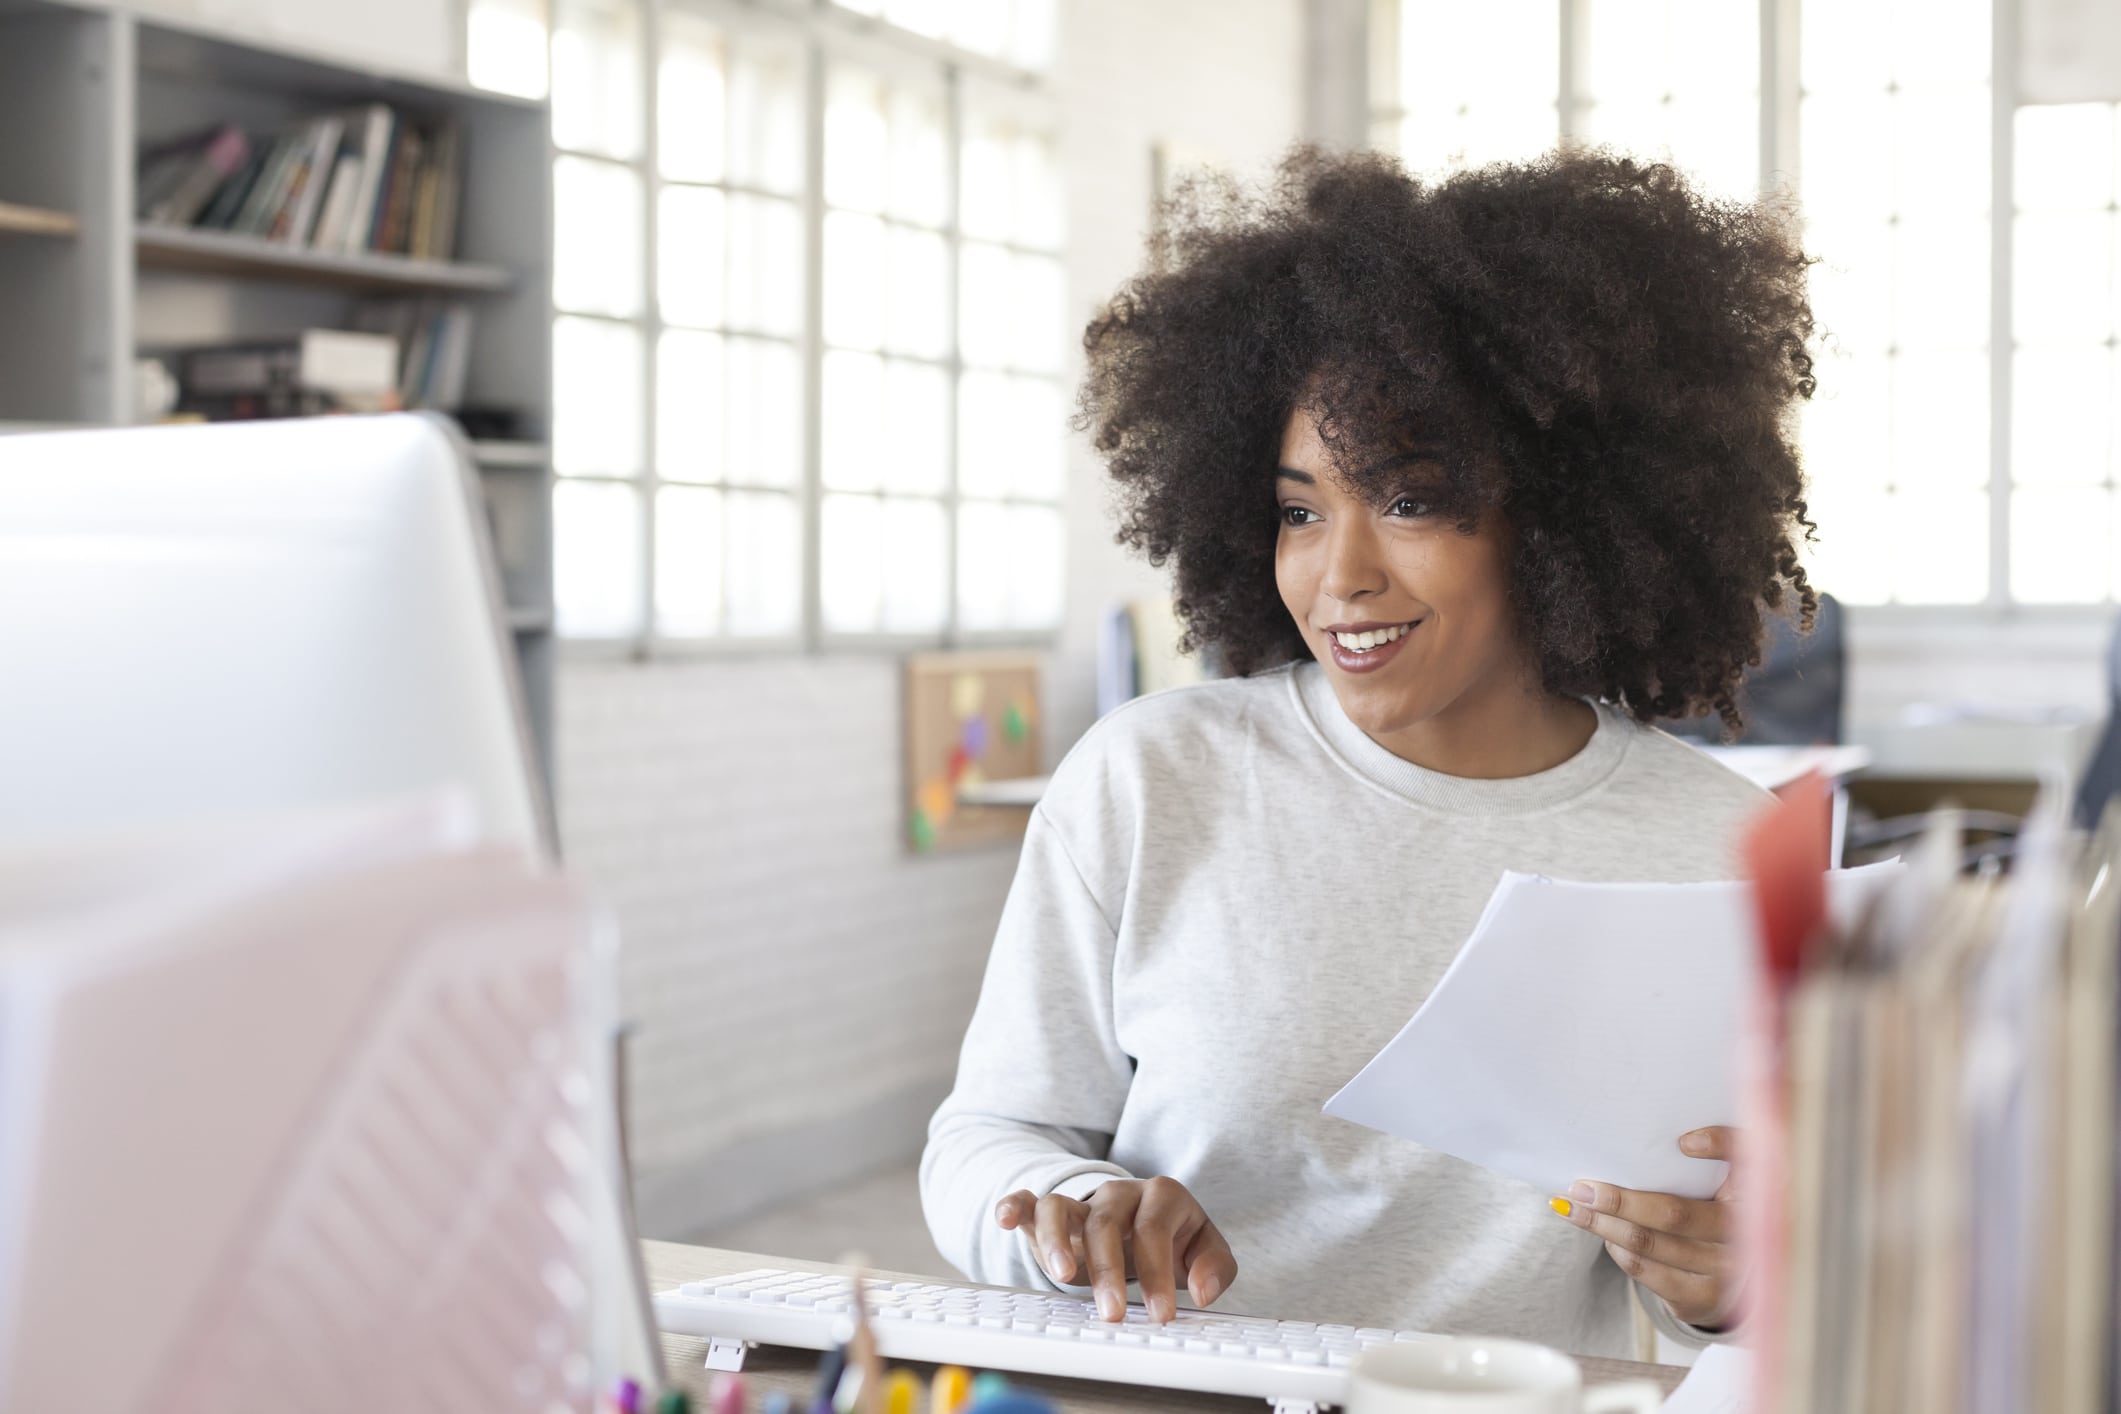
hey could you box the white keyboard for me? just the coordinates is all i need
[653,1267,1441,1410]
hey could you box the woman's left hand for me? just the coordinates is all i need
[1552,1126,1740,1329]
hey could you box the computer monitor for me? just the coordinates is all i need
[0,413,548,852]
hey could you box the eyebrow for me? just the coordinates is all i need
[1275,448,1447,487]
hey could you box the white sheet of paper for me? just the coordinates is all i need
[1657,1342,1752,1414]
[1322,863,1899,1200]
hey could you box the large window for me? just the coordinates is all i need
[1378,0,2116,611]
[468,0,1065,648]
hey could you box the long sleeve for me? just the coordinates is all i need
[920,804,1139,1287]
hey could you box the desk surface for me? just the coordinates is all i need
[646,1241,1687,1411]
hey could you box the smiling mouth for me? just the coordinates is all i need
[1328,622,1417,654]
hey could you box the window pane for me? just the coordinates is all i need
[888,86,949,228]
[554,479,643,637]
[727,337,801,488]
[657,329,725,484]
[2012,487,2114,603]
[960,242,1013,367]
[1893,90,1990,218]
[728,194,803,338]
[2013,348,2112,488]
[1803,350,1891,480]
[1801,478,1894,606]
[960,372,1067,501]
[955,499,1009,631]
[2017,105,2116,213]
[1013,131,1064,248]
[658,185,726,329]
[959,370,1011,499]
[1009,0,1056,70]
[825,357,945,497]
[1012,254,1065,373]
[880,497,948,633]
[961,118,1013,241]
[655,484,723,636]
[883,360,949,496]
[1396,0,1557,172]
[468,0,547,99]
[884,0,951,38]
[1805,219,1894,357]
[887,225,949,358]
[728,33,805,195]
[1895,217,1990,350]
[822,493,884,631]
[725,490,802,635]
[1012,377,1066,500]
[1801,96,1896,228]
[1800,0,1891,93]
[554,156,643,318]
[552,0,642,160]
[825,68,889,214]
[2015,212,2116,348]
[1888,491,1989,603]
[1891,351,1989,493]
[824,211,887,350]
[1580,0,1758,203]
[1006,503,1063,628]
[823,350,885,491]
[948,0,1010,57]
[659,12,726,184]
[554,317,644,476]
[1894,0,1989,88]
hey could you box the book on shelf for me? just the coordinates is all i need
[135,104,464,261]
[354,298,477,412]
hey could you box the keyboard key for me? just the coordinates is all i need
[1149,1334,1181,1350]
[1328,1350,1355,1368]
[912,1311,942,1324]
[1115,1332,1149,1346]
[1219,1342,1251,1356]
[1358,1329,1392,1341]
[1252,1345,1288,1360]
[749,1291,786,1304]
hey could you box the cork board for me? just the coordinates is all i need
[904,651,1042,852]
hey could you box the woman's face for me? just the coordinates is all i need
[1273,402,1530,741]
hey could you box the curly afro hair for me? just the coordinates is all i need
[1077,145,1819,733]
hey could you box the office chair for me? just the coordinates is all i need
[1664,592,1846,745]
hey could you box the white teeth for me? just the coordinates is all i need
[1333,623,1411,651]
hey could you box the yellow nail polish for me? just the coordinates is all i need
[1550,1196,1574,1217]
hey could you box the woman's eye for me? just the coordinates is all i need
[1280,505,1317,527]
[1389,496,1433,518]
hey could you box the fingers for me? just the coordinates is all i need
[994,1190,1035,1232]
[1083,1183,1142,1322]
[1179,1218,1238,1309]
[1032,1195,1086,1284]
[1679,1126,1735,1161]
[1565,1198,1726,1277]
[1556,1180,1733,1245]
[1126,1178,1187,1322]
[1603,1243,1726,1328]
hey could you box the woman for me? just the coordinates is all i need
[920,145,1816,1359]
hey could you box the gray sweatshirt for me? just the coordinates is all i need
[921,661,1769,1358]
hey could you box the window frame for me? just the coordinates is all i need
[1371,0,2120,626]
[514,0,1067,660]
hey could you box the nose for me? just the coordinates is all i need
[1320,515,1389,605]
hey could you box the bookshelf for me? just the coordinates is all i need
[0,0,558,806]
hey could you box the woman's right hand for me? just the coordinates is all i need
[994,1176,1238,1324]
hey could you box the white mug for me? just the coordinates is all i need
[1344,1336,1664,1414]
